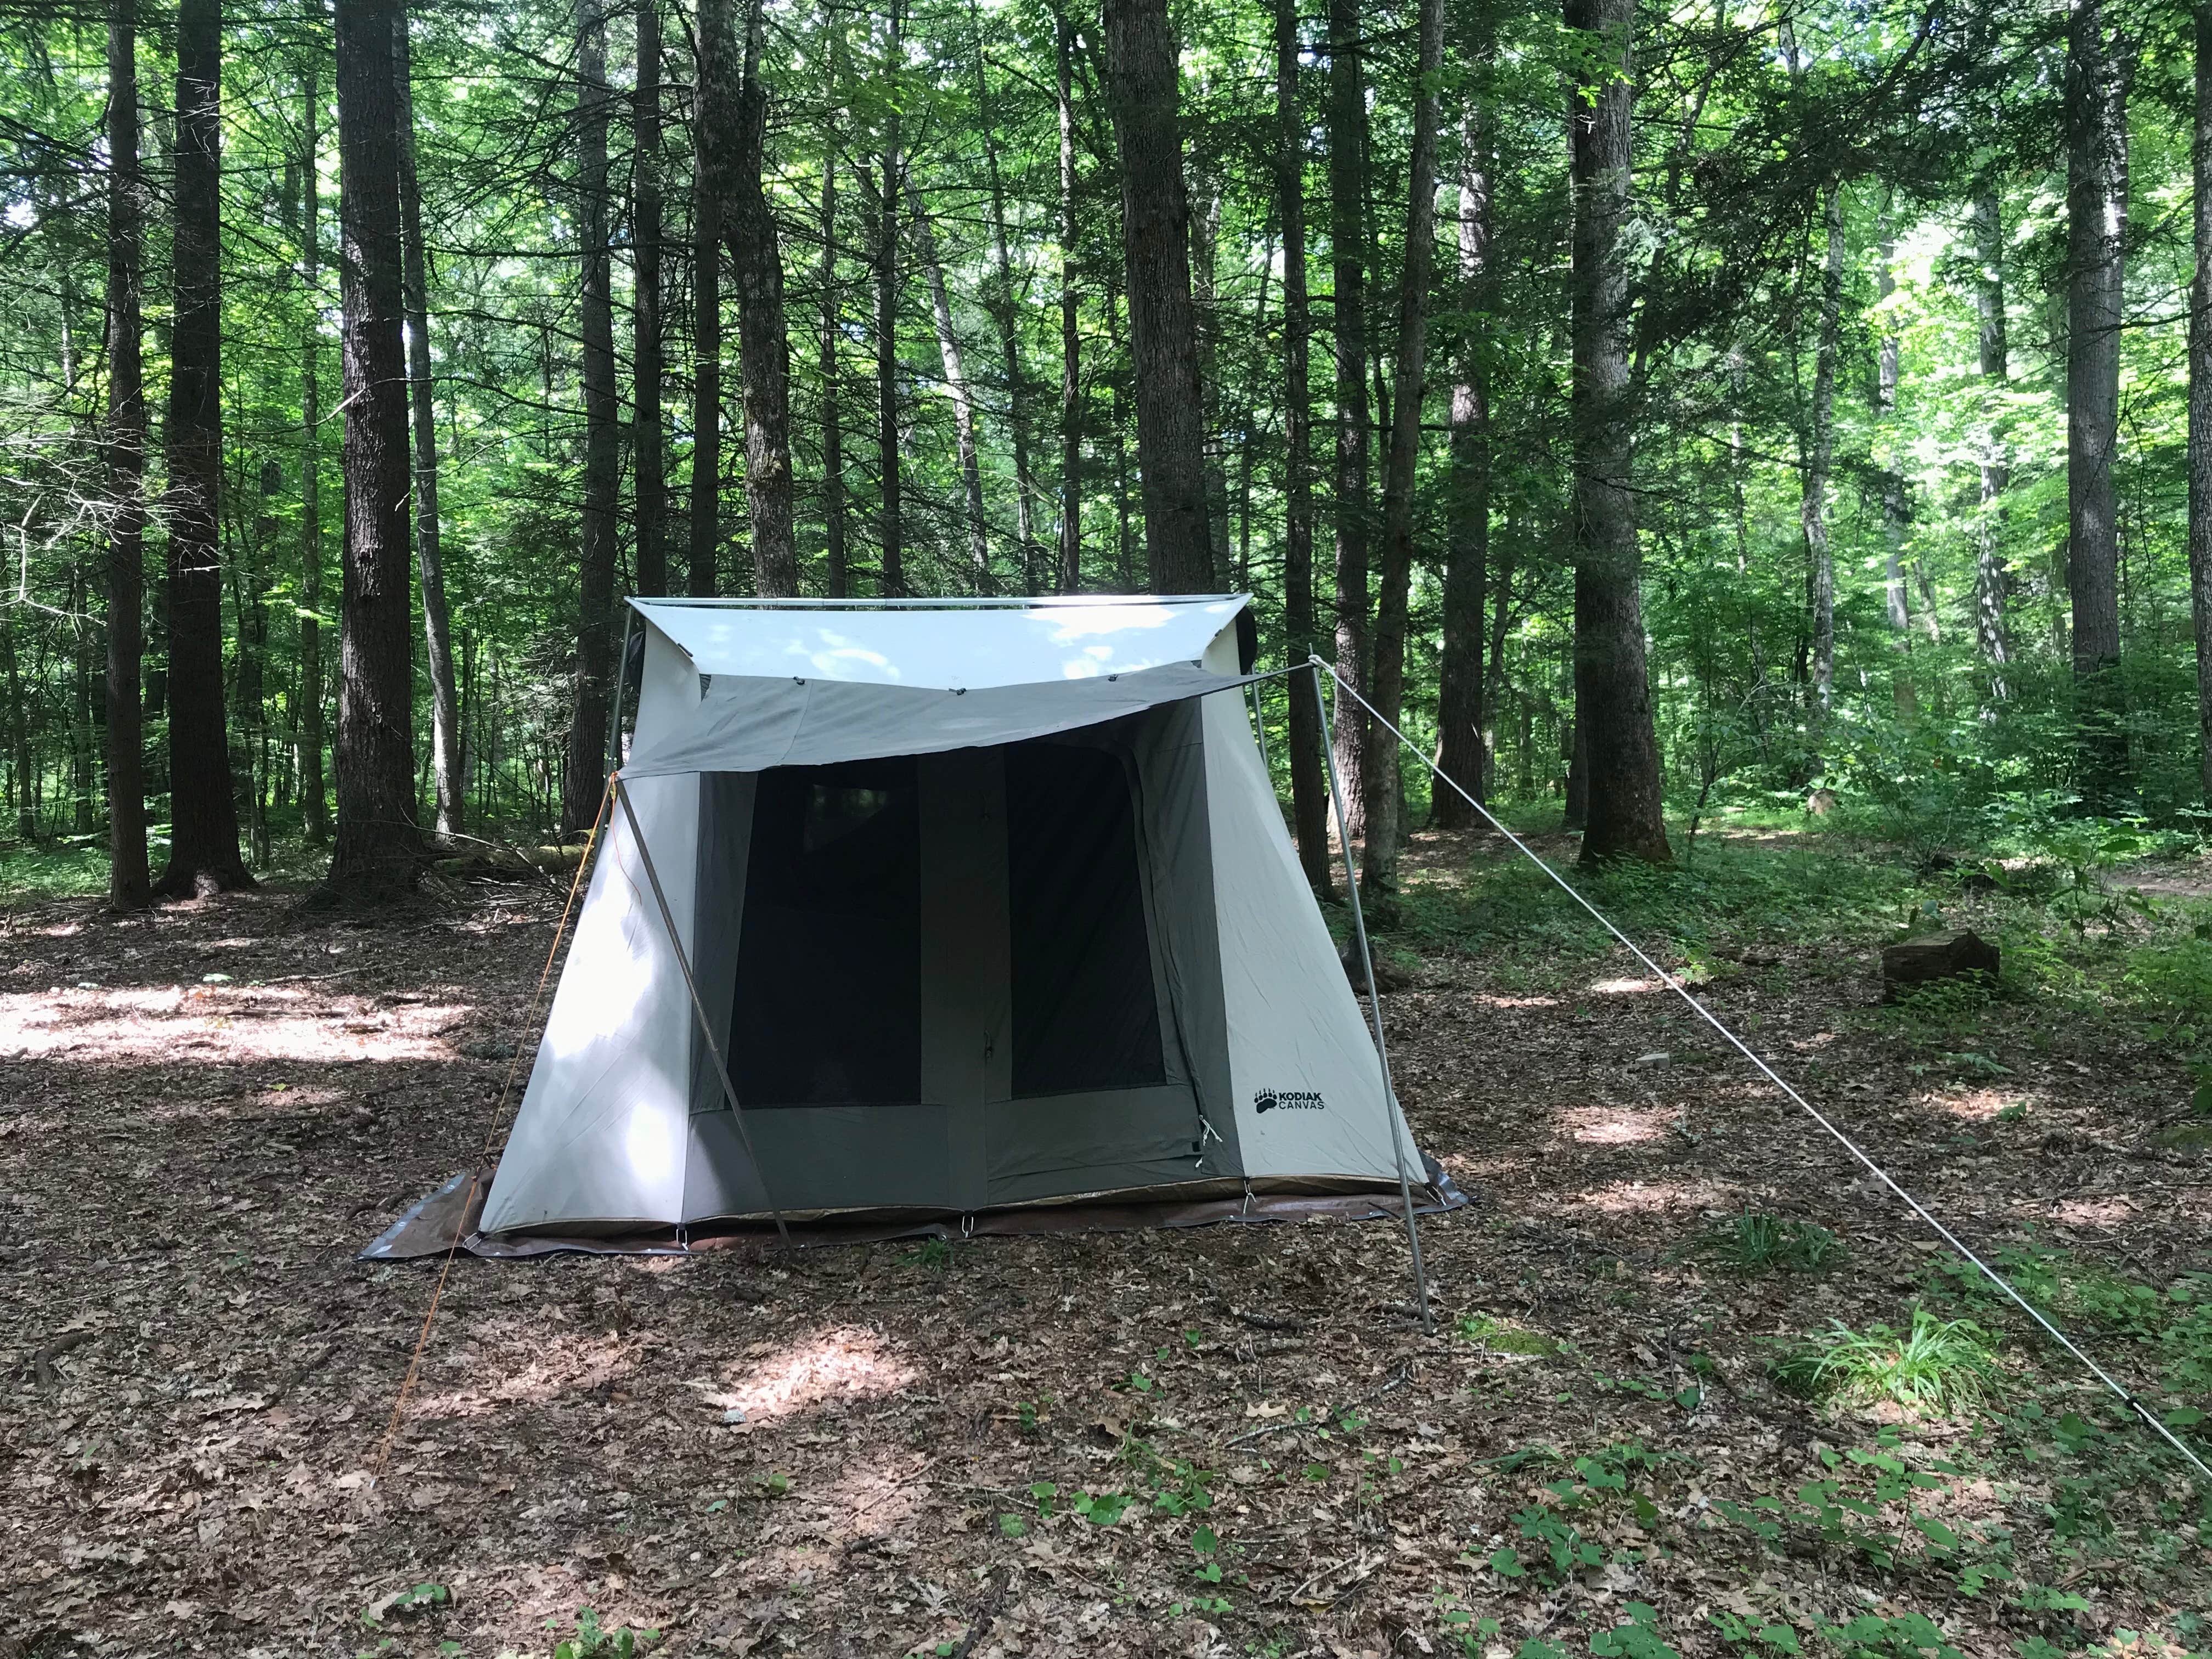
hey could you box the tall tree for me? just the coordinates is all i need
[395,9,461,840]
[1102,0,1215,593]
[1971,188,2011,705]
[1275,0,1328,890]
[877,0,905,595]
[2192,7,2212,803]
[1874,218,1916,715]
[634,0,668,596]
[103,0,149,909]
[916,201,991,587]
[689,0,726,597]
[2067,0,2131,804]
[820,154,848,597]
[1360,0,1442,901]
[328,0,421,894]
[1433,108,1492,825]
[298,49,328,847]
[1056,8,1082,592]
[1802,184,1843,738]
[566,0,620,834]
[1325,0,1370,836]
[156,0,252,897]
[1564,0,1668,865]
[727,0,798,596]
[969,1,1037,583]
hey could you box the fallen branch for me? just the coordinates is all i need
[1230,1307,1306,1334]
[949,1564,1012,1658]
[32,1328,94,1387]
[1224,1361,1413,1448]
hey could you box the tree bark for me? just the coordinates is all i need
[1874,219,1915,715]
[1326,0,1370,838]
[1274,0,1328,891]
[2067,0,2131,806]
[877,0,905,596]
[1434,111,1491,827]
[156,0,252,896]
[916,200,992,588]
[298,48,328,846]
[566,0,619,835]
[1802,183,1842,741]
[2191,7,2212,803]
[325,0,421,896]
[1056,9,1083,592]
[1565,0,1668,865]
[820,155,847,597]
[726,0,798,597]
[634,0,668,596]
[1102,0,1215,594]
[104,0,150,909]
[1359,0,1441,901]
[1972,187,2011,706]
[394,9,461,840]
[689,0,726,596]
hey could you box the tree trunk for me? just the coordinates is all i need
[1434,111,1491,827]
[1803,183,1842,742]
[394,9,461,840]
[1359,0,1441,901]
[916,200,992,589]
[1326,0,1370,839]
[1056,9,1082,593]
[156,0,251,897]
[970,1,1037,585]
[877,0,905,596]
[2192,7,2212,803]
[1874,219,1915,715]
[298,50,329,846]
[634,0,668,596]
[1565,0,1668,866]
[2067,0,2131,806]
[1102,0,1215,594]
[689,0,726,596]
[726,0,798,597]
[325,0,421,896]
[1972,187,2011,706]
[104,0,150,909]
[820,156,847,597]
[566,0,619,835]
[1274,0,1328,891]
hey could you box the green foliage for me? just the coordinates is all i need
[901,1238,953,1270]
[549,1609,658,1659]
[1820,1612,1965,1659]
[1772,1309,2002,1415]
[1690,1211,1846,1276]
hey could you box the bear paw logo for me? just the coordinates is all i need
[1254,1089,1279,1114]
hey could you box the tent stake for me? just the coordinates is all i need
[1309,661,1434,1336]
[613,775,795,1252]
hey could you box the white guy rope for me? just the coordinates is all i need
[1311,656,2211,1483]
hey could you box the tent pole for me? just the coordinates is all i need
[1248,681,1272,775]
[612,774,795,1251]
[1309,661,1434,1336]
[606,608,638,780]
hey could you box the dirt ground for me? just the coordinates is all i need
[2,831,2207,1658]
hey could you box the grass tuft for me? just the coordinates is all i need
[1771,1307,2002,1415]
[1694,1212,1846,1276]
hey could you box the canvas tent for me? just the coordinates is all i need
[462,594,1458,1243]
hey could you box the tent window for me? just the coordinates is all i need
[1005,739,1166,1097]
[732,757,922,1106]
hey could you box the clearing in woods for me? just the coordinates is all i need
[2,824,2208,1657]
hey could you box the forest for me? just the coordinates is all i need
[1,0,2209,900]
[7,0,2212,1653]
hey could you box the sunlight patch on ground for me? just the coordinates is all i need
[1560,1104,1669,1145]
[2053,1197,2138,1228]
[1573,1176,1739,1215]
[1466,992,1563,1009]
[410,1333,635,1419]
[1931,1087,2031,1121]
[1587,976,1661,995]
[723,1326,915,1423]
[0,985,469,1064]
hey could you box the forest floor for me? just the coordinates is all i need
[3,819,2210,1659]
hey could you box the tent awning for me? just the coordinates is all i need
[629,594,1248,689]
[620,662,1262,777]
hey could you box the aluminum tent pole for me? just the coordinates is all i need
[1310,661,1434,1335]
[612,774,794,1251]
